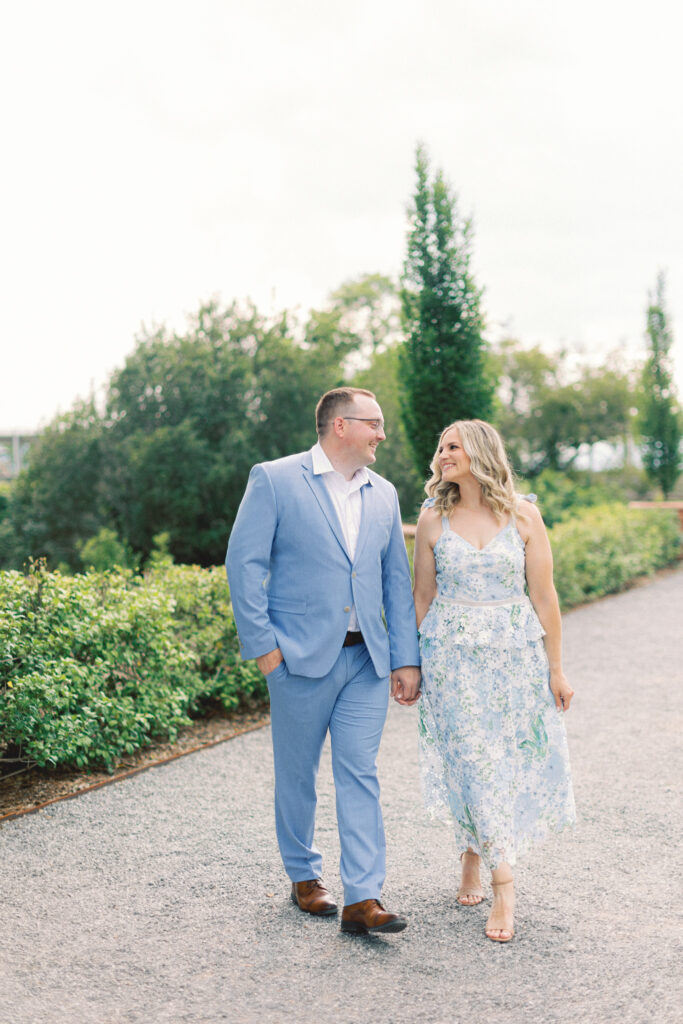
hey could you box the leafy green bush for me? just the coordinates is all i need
[0,562,265,772]
[78,527,140,572]
[0,481,17,569]
[519,468,651,529]
[146,531,174,569]
[143,562,266,712]
[549,504,681,608]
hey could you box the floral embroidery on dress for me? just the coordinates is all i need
[417,499,575,869]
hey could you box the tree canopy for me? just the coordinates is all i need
[2,282,415,570]
[5,299,351,569]
[639,274,682,497]
[491,340,634,475]
[0,264,665,572]
[399,144,494,476]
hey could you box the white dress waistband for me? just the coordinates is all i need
[434,593,528,607]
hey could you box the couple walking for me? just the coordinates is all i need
[226,387,575,943]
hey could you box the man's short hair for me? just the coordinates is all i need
[315,387,376,437]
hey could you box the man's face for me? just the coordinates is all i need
[339,395,386,467]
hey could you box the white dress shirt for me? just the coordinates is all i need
[311,441,368,631]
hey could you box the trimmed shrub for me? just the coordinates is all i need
[520,470,631,529]
[0,563,264,772]
[549,504,681,608]
[142,562,266,711]
[78,526,140,572]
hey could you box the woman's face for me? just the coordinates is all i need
[437,427,472,483]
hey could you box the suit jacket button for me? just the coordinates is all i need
[344,606,350,613]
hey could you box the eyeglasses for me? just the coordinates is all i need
[342,417,385,431]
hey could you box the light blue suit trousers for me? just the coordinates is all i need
[266,645,388,904]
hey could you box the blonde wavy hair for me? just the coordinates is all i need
[425,419,519,520]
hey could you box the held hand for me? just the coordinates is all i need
[256,647,284,676]
[550,670,574,712]
[391,666,422,706]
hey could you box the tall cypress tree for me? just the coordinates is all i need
[639,273,682,498]
[399,144,494,476]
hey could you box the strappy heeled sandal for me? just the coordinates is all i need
[456,850,485,906]
[486,879,515,942]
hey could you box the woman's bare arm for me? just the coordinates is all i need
[413,508,439,629]
[521,503,574,712]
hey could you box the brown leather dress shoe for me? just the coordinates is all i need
[340,899,407,934]
[291,879,338,916]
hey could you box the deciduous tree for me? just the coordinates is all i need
[6,401,104,568]
[491,340,633,474]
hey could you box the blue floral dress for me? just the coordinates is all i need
[417,498,576,869]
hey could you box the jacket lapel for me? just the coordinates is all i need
[301,454,351,562]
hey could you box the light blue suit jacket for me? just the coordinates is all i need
[225,449,420,679]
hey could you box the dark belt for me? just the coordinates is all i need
[342,630,364,647]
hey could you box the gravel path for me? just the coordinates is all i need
[2,568,682,1024]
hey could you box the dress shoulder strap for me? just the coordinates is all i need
[510,492,538,527]
[441,514,450,534]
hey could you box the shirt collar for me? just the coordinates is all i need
[310,442,370,488]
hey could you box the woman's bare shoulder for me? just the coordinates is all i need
[514,494,545,540]
[416,503,442,540]
[417,503,441,523]
[516,496,543,519]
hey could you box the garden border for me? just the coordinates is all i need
[0,717,268,824]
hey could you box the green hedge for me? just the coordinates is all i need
[549,504,681,608]
[0,563,264,772]
[1,505,680,773]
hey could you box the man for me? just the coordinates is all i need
[226,387,421,935]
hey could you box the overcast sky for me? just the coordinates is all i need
[1,0,682,432]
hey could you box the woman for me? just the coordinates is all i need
[413,420,575,942]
